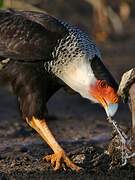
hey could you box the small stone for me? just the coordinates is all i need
[72,154,85,164]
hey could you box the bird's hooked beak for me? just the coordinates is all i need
[96,96,118,117]
[105,103,118,117]
[102,100,118,117]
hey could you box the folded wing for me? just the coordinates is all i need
[0,10,67,61]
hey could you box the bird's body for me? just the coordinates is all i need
[0,9,119,171]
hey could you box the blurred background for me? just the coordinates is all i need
[0,0,135,147]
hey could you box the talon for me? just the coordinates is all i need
[43,154,52,162]
[43,150,82,172]
[51,156,56,167]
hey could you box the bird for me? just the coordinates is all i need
[0,9,119,171]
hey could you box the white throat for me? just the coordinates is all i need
[58,57,97,102]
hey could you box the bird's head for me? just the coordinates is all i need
[89,79,119,117]
[89,56,119,117]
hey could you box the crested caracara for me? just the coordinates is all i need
[0,9,119,171]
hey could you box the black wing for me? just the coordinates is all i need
[0,9,68,61]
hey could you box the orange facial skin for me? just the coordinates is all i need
[90,80,119,108]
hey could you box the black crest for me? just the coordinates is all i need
[91,55,118,90]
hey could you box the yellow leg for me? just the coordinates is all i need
[26,117,82,171]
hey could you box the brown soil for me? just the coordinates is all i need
[0,2,135,179]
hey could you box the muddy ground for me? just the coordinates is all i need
[0,4,135,180]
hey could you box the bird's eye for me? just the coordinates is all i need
[100,80,108,88]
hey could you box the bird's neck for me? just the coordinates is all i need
[44,22,101,75]
[44,23,101,101]
[57,57,98,102]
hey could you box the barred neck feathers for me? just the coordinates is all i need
[44,21,101,100]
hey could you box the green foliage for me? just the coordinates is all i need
[0,0,4,8]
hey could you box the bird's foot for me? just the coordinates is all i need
[43,150,82,172]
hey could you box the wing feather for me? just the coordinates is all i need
[0,10,67,61]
